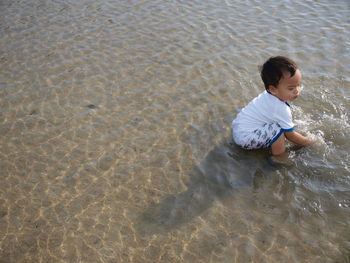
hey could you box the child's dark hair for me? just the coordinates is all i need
[260,56,298,91]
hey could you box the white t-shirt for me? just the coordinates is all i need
[232,91,294,133]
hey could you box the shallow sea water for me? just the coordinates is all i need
[1,0,349,262]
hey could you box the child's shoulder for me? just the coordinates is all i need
[257,91,287,107]
[250,90,271,104]
[245,91,288,114]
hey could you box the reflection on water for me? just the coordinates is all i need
[1,0,349,262]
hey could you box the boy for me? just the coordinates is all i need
[232,56,311,157]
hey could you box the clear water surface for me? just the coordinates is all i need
[0,0,349,262]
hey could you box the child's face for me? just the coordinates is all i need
[269,69,302,102]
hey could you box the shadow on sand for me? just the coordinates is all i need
[137,139,277,236]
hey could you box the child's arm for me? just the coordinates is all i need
[285,130,311,146]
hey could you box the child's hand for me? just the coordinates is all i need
[285,130,311,146]
[305,136,315,145]
[306,131,326,148]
